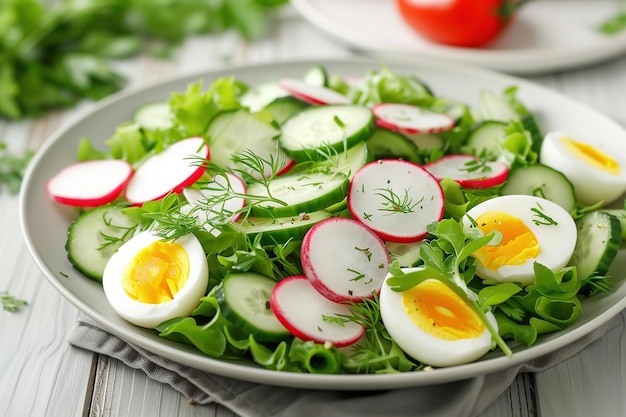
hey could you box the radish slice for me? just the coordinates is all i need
[348,159,445,243]
[424,154,509,189]
[372,103,455,134]
[125,137,209,205]
[270,275,366,347]
[301,217,390,303]
[47,159,133,207]
[279,78,350,106]
[183,172,247,224]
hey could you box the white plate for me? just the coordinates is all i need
[20,57,626,390]
[291,0,626,74]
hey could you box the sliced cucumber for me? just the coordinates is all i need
[385,240,422,268]
[366,128,420,163]
[233,210,332,246]
[263,96,308,125]
[404,132,445,151]
[66,204,141,282]
[326,140,371,179]
[240,81,289,113]
[568,211,622,280]
[500,164,576,213]
[133,101,173,131]
[216,272,290,342]
[601,209,626,240]
[279,105,374,162]
[206,109,289,178]
[466,120,508,158]
[247,171,349,218]
[302,65,328,87]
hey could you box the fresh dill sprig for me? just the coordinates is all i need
[375,187,421,215]
[334,293,420,373]
[98,211,139,251]
[1,291,28,313]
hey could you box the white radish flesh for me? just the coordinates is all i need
[279,78,350,106]
[301,217,390,303]
[424,154,509,189]
[372,103,455,134]
[47,159,133,207]
[270,275,365,347]
[183,172,247,223]
[348,159,445,243]
[125,137,209,205]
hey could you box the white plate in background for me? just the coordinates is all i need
[291,0,626,74]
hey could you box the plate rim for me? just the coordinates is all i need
[290,0,626,74]
[19,56,626,390]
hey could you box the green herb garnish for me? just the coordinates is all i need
[1,291,28,312]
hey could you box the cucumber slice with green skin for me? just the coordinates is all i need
[216,272,290,342]
[385,240,422,268]
[404,132,445,151]
[499,164,576,213]
[601,209,626,240]
[247,171,349,218]
[232,210,333,246]
[66,204,140,282]
[466,120,508,159]
[206,109,293,178]
[279,105,374,162]
[348,159,445,243]
[240,81,289,113]
[133,101,173,130]
[366,128,420,163]
[568,211,622,280]
[263,96,308,125]
[302,65,328,87]
[326,140,371,179]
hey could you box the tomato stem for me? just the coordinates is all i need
[498,0,531,19]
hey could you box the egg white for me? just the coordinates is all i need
[379,268,496,367]
[102,230,209,329]
[465,195,577,286]
[540,131,626,205]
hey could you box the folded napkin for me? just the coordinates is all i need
[68,314,622,417]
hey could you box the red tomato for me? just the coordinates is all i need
[396,0,521,48]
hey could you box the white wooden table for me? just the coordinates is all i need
[2,6,626,417]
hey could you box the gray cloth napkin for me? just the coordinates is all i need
[68,313,623,417]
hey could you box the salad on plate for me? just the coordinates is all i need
[45,64,626,375]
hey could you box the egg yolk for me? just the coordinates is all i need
[122,240,190,304]
[472,211,540,271]
[562,135,620,175]
[402,280,484,340]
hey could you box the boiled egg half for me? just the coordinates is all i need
[540,131,626,205]
[464,195,577,286]
[379,268,497,367]
[103,230,209,328]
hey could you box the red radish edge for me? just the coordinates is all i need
[424,154,509,189]
[47,159,133,207]
[278,78,350,106]
[301,217,390,303]
[270,275,365,347]
[372,103,455,135]
[347,159,445,243]
[125,137,209,205]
